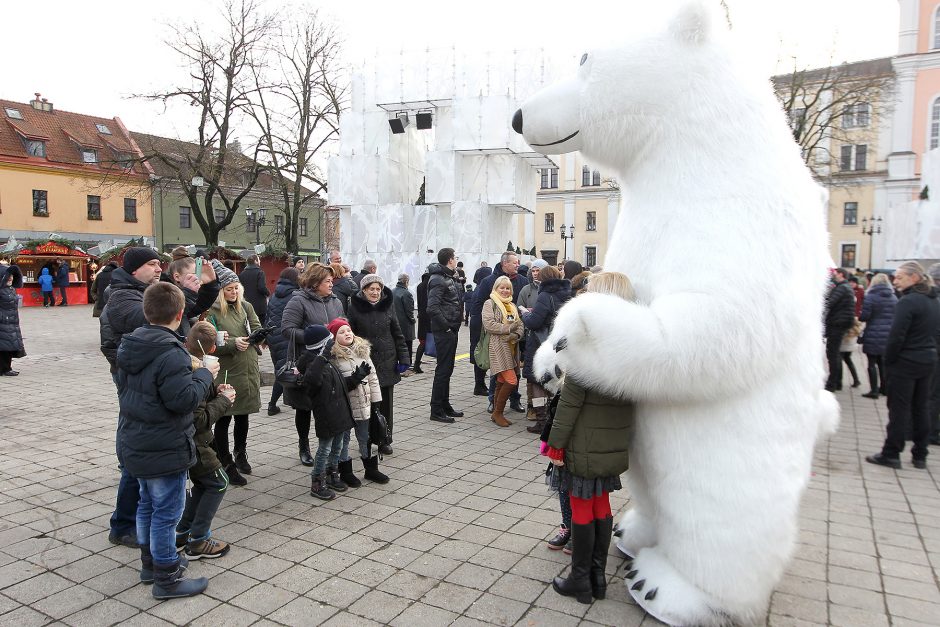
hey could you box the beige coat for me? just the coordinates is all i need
[482,297,523,374]
[331,338,382,422]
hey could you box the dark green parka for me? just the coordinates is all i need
[547,377,634,479]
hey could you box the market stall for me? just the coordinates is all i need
[11,241,95,307]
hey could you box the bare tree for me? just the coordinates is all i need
[137,0,275,246]
[249,9,346,254]
[773,57,894,180]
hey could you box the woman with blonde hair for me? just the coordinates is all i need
[207,262,263,485]
[482,275,524,427]
[866,262,940,470]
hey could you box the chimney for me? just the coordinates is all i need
[41,98,53,112]
[29,93,53,112]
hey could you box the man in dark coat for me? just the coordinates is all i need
[427,248,465,423]
[470,251,528,409]
[824,267,857,392]
[92,261,118,317]
[354,259,378,288]
[99,247,165,548]
[238,255,269,322]
[392,274,416,364]
[264,267,300,415]
[414,272,430,374]
[55,258,70,306]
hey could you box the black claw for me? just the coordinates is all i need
[624,561,633,570]
[613,528,623,537]
[625,569,637,580]
[632,579,646,591]
[645,587,658,601]
[554,337,567,352]
[554,365,562,378]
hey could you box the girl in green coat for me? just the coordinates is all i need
[208,264,263,486]
[544,272,637,604]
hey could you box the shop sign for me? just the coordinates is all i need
[34,242,71,255]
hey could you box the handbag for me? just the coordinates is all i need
[369,406,392,448]
[424,332,437,358]
[473,327,491,371]
[275,339,303,389]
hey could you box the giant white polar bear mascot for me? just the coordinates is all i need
[515,2,838,625]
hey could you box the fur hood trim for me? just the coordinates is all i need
[332,336,372,360]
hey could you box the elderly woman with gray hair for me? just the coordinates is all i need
[866,261,940,470]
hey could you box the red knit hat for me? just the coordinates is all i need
[326,317,350,338]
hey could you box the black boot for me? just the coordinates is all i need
[326,466,348,492]
[221,454,247,486]
[413,345,424,374]
[141,546,188,584]
[473,366,489,396]
[151,557,207,599]
[233,450,252,475]
[362,456,390,484]
[862,369,880,399]
[590,516,613,599]
[338,459,361,488]
[310,474,336,500]
[298,438,314,467]
[552,520,595,604]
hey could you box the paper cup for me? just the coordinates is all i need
[215,331,225,346]
[202,355,219,369]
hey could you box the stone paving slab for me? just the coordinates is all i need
[0,305,938,625]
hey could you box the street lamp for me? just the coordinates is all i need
[245,207,267,247]
[560,224,575,262]
[861,216,882,269]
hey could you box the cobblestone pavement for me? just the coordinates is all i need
[0,305,938,626]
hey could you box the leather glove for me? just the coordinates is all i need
[351,361,372,385]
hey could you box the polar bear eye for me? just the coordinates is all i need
[580,53,588,66]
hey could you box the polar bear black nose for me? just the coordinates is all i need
[512,109,523,134]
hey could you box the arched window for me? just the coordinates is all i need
[934,5,940,49]
[931,97,940,150]
[582,165,591,186]
[592,170,601,186]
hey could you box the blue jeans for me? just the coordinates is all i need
[137,472,188,565]
[312,434,344,477]
[341,422,370,461]
[489,374,521,404]
[178,468,228,542]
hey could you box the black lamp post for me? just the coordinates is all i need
[560,224,575,262]
[861,216,882,269]
[245,207,267,247]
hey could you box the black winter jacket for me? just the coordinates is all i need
[426,263,463,332]
[416,274,430,339]
[885,286,940,366]
[281,288,345,410]
[239,264,269,322]
[473,266,492,287]
[265,278,299,367]
[522,278,572,379]
[347,288,409,387]
[100,268,149,371]
[332,276,358,313]
[824,280,856,335]
[392,283,415,344]
[92,263,117,316]
[859,283,897,356]
[0,265,25,357]
[115,325,214,479]
[298,349,356,439]
[470,264,528,318]
[179,279,221,338]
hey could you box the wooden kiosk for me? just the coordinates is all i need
[12,241,95,307]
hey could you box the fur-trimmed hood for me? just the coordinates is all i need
[332,336,372,361]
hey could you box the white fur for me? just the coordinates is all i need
[523,2,838,625]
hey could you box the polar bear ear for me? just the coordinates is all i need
[669,1,714,45]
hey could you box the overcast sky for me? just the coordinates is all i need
[2,0,900,139]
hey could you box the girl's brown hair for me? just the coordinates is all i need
[538,265,561,282]
[330,263,346,278]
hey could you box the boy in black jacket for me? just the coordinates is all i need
[116,282,217,599]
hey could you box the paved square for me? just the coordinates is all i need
[1,306,938,625]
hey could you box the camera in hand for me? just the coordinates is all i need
[246,325,277,346]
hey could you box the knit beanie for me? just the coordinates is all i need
[359,273,384,289]
[211,259,239,287]
[304,324,331,349]
[327,317,350,338]
[122,247,161,274]
[531,259,549,270]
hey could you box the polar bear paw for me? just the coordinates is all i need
[625,547,729,627]
[614,509,657,559]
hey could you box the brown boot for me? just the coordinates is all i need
[491,381,512,427]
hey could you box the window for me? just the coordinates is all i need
[843,202,858,226]
[87,195,101,220]
[5,107,22,120]
[114,152,134,170]
[81,148,98,163]
[300,218,308,237]
[840,144,867,171]
[540,167,558,189]
[842,103,870,129]
[246,213,256,232]
[586,211,597,231]
[124,198,137,222]
[582,165,591,186]
[935,6,940,49]
[545,212,555,232]
[274,214,284,234]
[541,250,559,266]
[179,206,191,229]
[95,123,111,134]
[592,170,600,186]
[789,107,806,133]
[931,98,940,150]
[585,246,597,268]
[32,190,48,216]
[840,244,857,268]
[23,139,45,157]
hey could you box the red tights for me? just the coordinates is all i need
[569,492,612,525]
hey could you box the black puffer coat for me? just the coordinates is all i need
[265,277,299,368]
[92,263,117,317]
[522,278,572,379]
[115,325,214,479]
[281,288,344,410]
[824,280,856,335]
[885,286,940,366]
[416,274,430,340]
[297,349,356,439]
[859,283,897,356]
[332,275,358,313]
[238,264,269,322]
[427,263,463,333]
[100,268,149,371]
[346,288,409,387]
[0,265,25,358]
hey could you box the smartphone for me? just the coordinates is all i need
[194,256,203,278]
